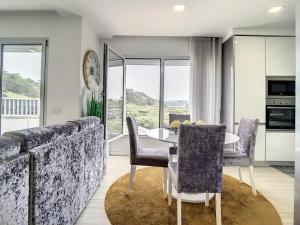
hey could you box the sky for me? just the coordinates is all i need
[3,52,42,82]
[108,64,190,101]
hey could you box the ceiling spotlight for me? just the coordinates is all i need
[268,6,283,13]
[174,4,186,12]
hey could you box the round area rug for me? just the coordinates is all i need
[105,167,282,225]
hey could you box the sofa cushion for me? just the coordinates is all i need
[0,153,29,225]
[0,136,21,160]
[3,127,56,152]
[46,122,79,140]
[70,116,100,131]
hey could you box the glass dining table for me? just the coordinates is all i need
[145,128,240,146]
[145,128,240,203]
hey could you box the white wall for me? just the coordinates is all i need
[0,12,83,125]
[80,19,103,116]
[103,36,190,58]
[295,3,300,224]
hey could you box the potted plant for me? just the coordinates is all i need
[86,92,103,123]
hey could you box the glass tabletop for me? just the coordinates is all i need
[145,128,239,145]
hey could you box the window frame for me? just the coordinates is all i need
[125,56,189,132]
[0,38,48,132]
[103,43,126,141]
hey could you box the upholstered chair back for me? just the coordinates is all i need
[126,116,139,165]
[234,118,259,163]
[169,114,191,124]
[177,124,226,193]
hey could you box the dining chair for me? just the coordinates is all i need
[223,118,259,196]
[126,116,169,197]
[168,114,191,156]
[168,124,226,225]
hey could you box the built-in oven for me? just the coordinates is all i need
[266,99,295,131]
[267,77,295,98]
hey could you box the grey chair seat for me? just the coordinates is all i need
[223,148,249,165]
[136,148,169,167]
[224,148,247,157]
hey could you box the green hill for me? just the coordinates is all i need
[2,71,40,98]
[126,88,157,106]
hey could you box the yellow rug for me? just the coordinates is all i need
[105,167,282,225]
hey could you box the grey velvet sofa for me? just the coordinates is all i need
[0,116,106,225]
[0,136,30,225]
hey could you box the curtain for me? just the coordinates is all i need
[189,37,222,124]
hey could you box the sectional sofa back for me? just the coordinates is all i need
[0,137,29,225]
[1,116,106,225]
[29,124,104,225]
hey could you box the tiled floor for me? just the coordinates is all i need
[75,156,294,225]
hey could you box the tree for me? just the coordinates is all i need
[2,71,40,98]
[126,89,158,106]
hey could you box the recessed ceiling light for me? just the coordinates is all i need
[268,6,283,13]
[29,49,36,52]
[174,4,186,12]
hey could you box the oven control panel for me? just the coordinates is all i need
[266,98,295,106]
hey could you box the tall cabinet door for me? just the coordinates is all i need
[234,36,266,161]
[266,37,295,76]
[234,36,266,123]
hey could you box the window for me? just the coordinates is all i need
[163,59,190,126]
[125,58,190,134]
[125,59,160,134]
[105,48,125,139]
[0,43,46,134]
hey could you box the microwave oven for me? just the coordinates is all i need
[267,77,295,98]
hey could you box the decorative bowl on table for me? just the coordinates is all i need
[167,120,205,134]
[167,120,193,134]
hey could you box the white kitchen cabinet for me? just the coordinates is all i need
[235,124,266,161]
[266,37,295,76]
[234,36,266,123]
[266,132,295,161]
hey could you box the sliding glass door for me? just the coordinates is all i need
[125,59,161,135]
[0,40,46,134]
[125,58,190,131]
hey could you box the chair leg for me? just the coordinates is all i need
[205,191,209,207]
[168,171,172,206]
[249,165,257,196]
[215,193,222,225]
[125,165,136,195]
[177,193,182,225]
[237,166,243,183]
[163,168,168,199]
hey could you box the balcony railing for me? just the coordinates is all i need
[1,98,40,117]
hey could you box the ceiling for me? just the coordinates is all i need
[0,0,295,37]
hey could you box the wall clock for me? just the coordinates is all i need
[83,50,101,90]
